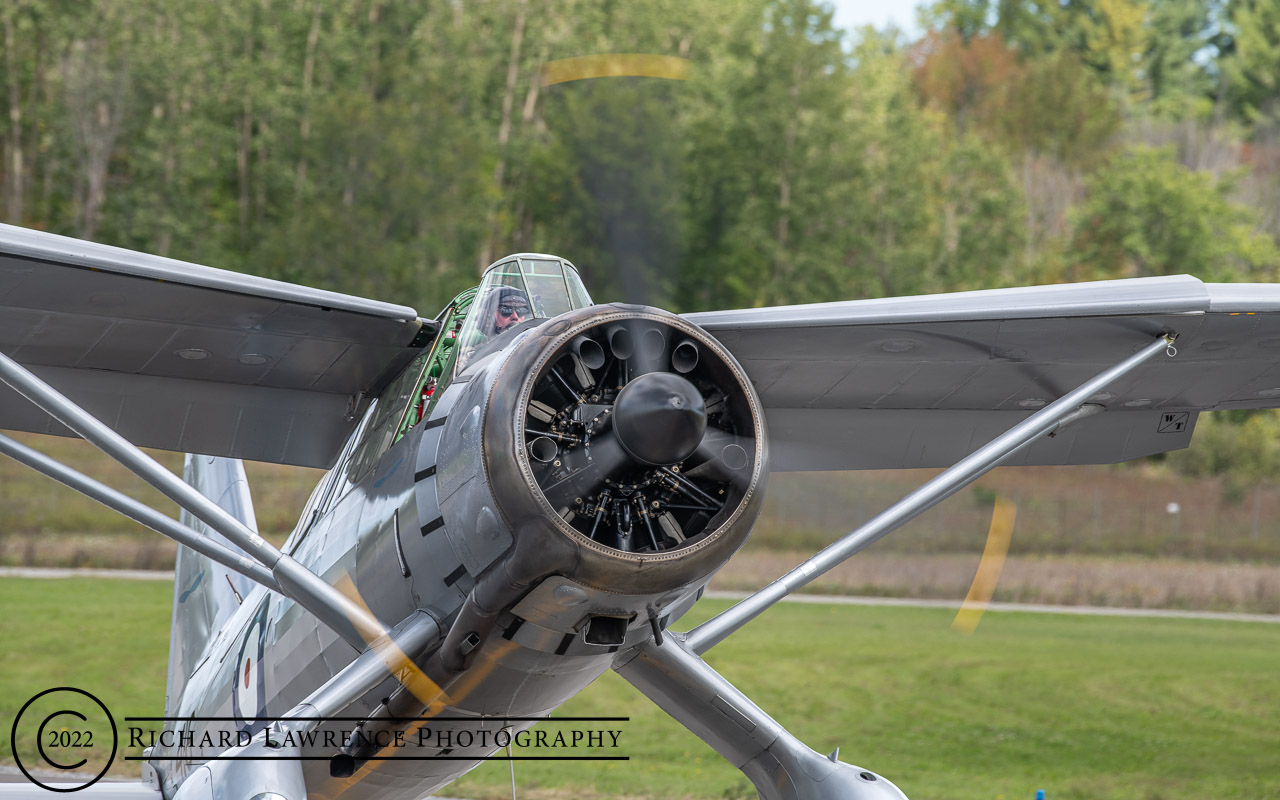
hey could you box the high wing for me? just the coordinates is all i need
[0,223,433,468]
[685,275,1280,471]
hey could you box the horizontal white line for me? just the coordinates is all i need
[0,567,175,581]
[3,569,1275,624]
[703,590,1280,624]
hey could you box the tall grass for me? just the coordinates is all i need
[754,465,1280,562]
[4,433,1280,570]
[0,433,321,536]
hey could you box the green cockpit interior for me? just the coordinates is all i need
[393,254,592,444]
[290,257,593,547]
[290,255,592,546]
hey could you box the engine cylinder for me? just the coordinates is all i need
[477,305,769,595]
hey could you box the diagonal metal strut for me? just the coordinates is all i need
[685,334,1178,654]
[0,432,280,591]
[0,351,387,650]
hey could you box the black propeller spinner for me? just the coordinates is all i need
[521,315,757,555]
[613,372,707,466]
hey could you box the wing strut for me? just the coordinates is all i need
[0,350,387,651]
[614,635,909,799]
[0,432,280,590]
[685,333,1178,655]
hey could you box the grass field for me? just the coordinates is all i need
[0,577,171,783]
[1,577,1277,799]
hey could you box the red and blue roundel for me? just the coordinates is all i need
[231,600,270,735]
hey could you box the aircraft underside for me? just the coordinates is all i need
[6,227,1280,799]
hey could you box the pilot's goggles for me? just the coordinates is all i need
[498,304,529,318]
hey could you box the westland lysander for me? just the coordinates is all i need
[4,223,1279,799]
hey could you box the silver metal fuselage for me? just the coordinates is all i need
[150,320,724,800]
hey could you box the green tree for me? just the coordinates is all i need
[1076,0,1150,96]
[912,31,1121,168]
[1069,144,1280,281]
[1144,0,1218,115]
[501,0,729,305]
[924,0,1220,109]
[1163,409,1280,503]
[996,48,1121,167]
[1223,0,1280,125]
[676,0,850,309]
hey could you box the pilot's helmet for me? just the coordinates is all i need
[487,286,532,336]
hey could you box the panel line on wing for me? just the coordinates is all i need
[870,363,924,409]
[308,343,353,390]
[930,364,986,409]
[73,319,117,368]
[132,326,182,375]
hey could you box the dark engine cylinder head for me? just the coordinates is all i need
[479,305,769,595]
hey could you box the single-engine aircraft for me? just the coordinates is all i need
[3,220,1279,799]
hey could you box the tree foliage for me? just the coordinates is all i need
[5,0,1280,480]
[1224,0,1280,125]
[0,0,1275,315]
[1068,145,1279,281]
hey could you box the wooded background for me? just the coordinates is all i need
[5,0,1280,475]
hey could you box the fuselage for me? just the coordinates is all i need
[151,297,768,800]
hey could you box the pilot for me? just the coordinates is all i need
[453,285,534,373]
[488,286,531,336]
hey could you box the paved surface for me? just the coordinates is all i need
[3,567,1276,623]
[0,567,174,581]
[0,766,154,796]
[702,590,1280,623]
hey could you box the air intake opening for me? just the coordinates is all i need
[583,615,629,646]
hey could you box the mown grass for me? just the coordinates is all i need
[454,600,1280,800]
[0,577,171,778]
[1,577,1277,799]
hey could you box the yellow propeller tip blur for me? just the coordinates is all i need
[541,54,690,86]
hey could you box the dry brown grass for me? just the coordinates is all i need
[0,532,177,570]
[712,550,1280,614]
[0,432,319,538]
[754,464,1280,561]
[5,433,1280,613]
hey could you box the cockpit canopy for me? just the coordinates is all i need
[454,254,593,372]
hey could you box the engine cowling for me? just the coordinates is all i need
[480,304,769,595]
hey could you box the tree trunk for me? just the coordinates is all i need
[4,4,24,223]
[237,27,254,242]
[237,96,252,241]
[479,0,527,273]
[256,121,268,226]
[66,35,125,241]
[766,75,800,304]
[343,154,356,208]
[81,98,114,240]
[295,1,321,204]
[34,22,48,228]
